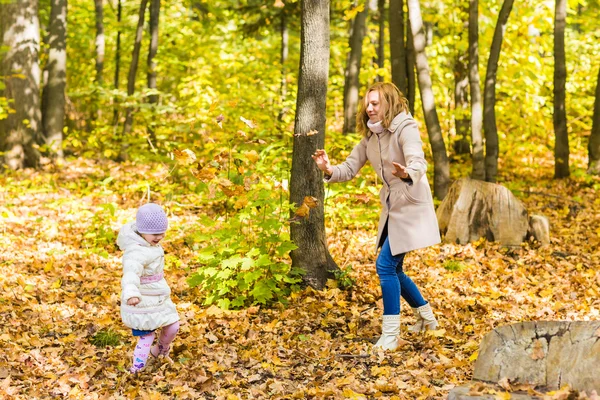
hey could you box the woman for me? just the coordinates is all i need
[312,82,440,350]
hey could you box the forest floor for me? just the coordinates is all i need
[1,157,599,399]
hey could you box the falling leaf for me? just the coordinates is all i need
[216,114,224,128]
[173,148,197,164]
[240,116,257,129]
[273,0,285,7]
[303,196,318,208]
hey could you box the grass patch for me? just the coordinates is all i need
[91,328,122,347]
[443,260,466,272]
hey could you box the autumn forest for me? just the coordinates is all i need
[1,0,600,398]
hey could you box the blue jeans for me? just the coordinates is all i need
[376,236,427,315]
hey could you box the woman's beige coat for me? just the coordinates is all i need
[326,112,440,256]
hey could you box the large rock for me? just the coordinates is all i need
[436,178,529,247]
[449,321,600,399]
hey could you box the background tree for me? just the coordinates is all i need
[469,0,484,180]
[376,0,385,82]
[0,0,42,169]
[112,0,122,126]
[405,16,416,114]
[389,0,407,95]
[41,0,67,159]
[342,4,367,134]
[94,0,104,84]
[146,0,160,143]
[407,0,449,199]
[553,0,569,178]
[588,65,600,175]
[483,0,514,183]
[290,0,338,290]
[119,0,149,160]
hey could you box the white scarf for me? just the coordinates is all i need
[367,119,385,134]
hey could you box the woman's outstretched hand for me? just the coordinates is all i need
[391,162,410,179]
[312,149,333,175]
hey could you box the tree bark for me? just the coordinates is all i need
[553,0,569,178]
[407,0,450,199]
[42,0,67,160]
[376,0,385,82]
[389,0,407,95]
[343,4,367,134]
[454,53,470,155]
[112,0,122,126]
[290,0,338,290]
[483,0,514,183]
[278,10,289,120]
[147,0,160,143]
[94,0,104,85]
[406,14,416,115]
[120,0,148,160]
[0,0,42,169]
[588,65,600,174]
[469,0,485,180]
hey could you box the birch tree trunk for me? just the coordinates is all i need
[454,53,470,155]
[343,4,367,134]
[588,66,600,175]
[483,0,514,183]
[389,0,407,95]
[0,0,42,169]
[407,0,450,199]
[290,0,338,290]
[42,0,67,159]
[553,0,569,178]
[469,0,485,180]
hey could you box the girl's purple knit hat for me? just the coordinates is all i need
[136,203,168,234]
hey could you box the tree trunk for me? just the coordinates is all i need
[94,0,104,85]
[343,4,367,134]
[553,0,569,178]
[376,0,385,82]
[290,0,338,290]
[112,0,122,126]
[588,65,600,175]
[407,0,450,199]
[483,0,514,183]
[0,0,42,169]
[389,0,407,95]
[406,14,416,115]
[469,0,485,180]
[454,53,470,155]
[120,0,148,161]
[42,0,67,160]
[147,0,160,143]
[278,10,289,120]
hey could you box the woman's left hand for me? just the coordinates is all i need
[391,162,410,179]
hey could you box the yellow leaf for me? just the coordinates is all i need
[469,350,479,362]
[495,392,511,400]
[51,278,62,289]
[240,116,257,129]
[245,150,259,163]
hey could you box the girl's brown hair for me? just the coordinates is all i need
[356,82,409,137]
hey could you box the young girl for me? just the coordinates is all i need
[117,203,180,373]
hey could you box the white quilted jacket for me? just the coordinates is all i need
[117,221,179,331]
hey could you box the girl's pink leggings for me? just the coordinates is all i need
[131,321,180,373]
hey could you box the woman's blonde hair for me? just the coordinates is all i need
[356,82,409,137]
